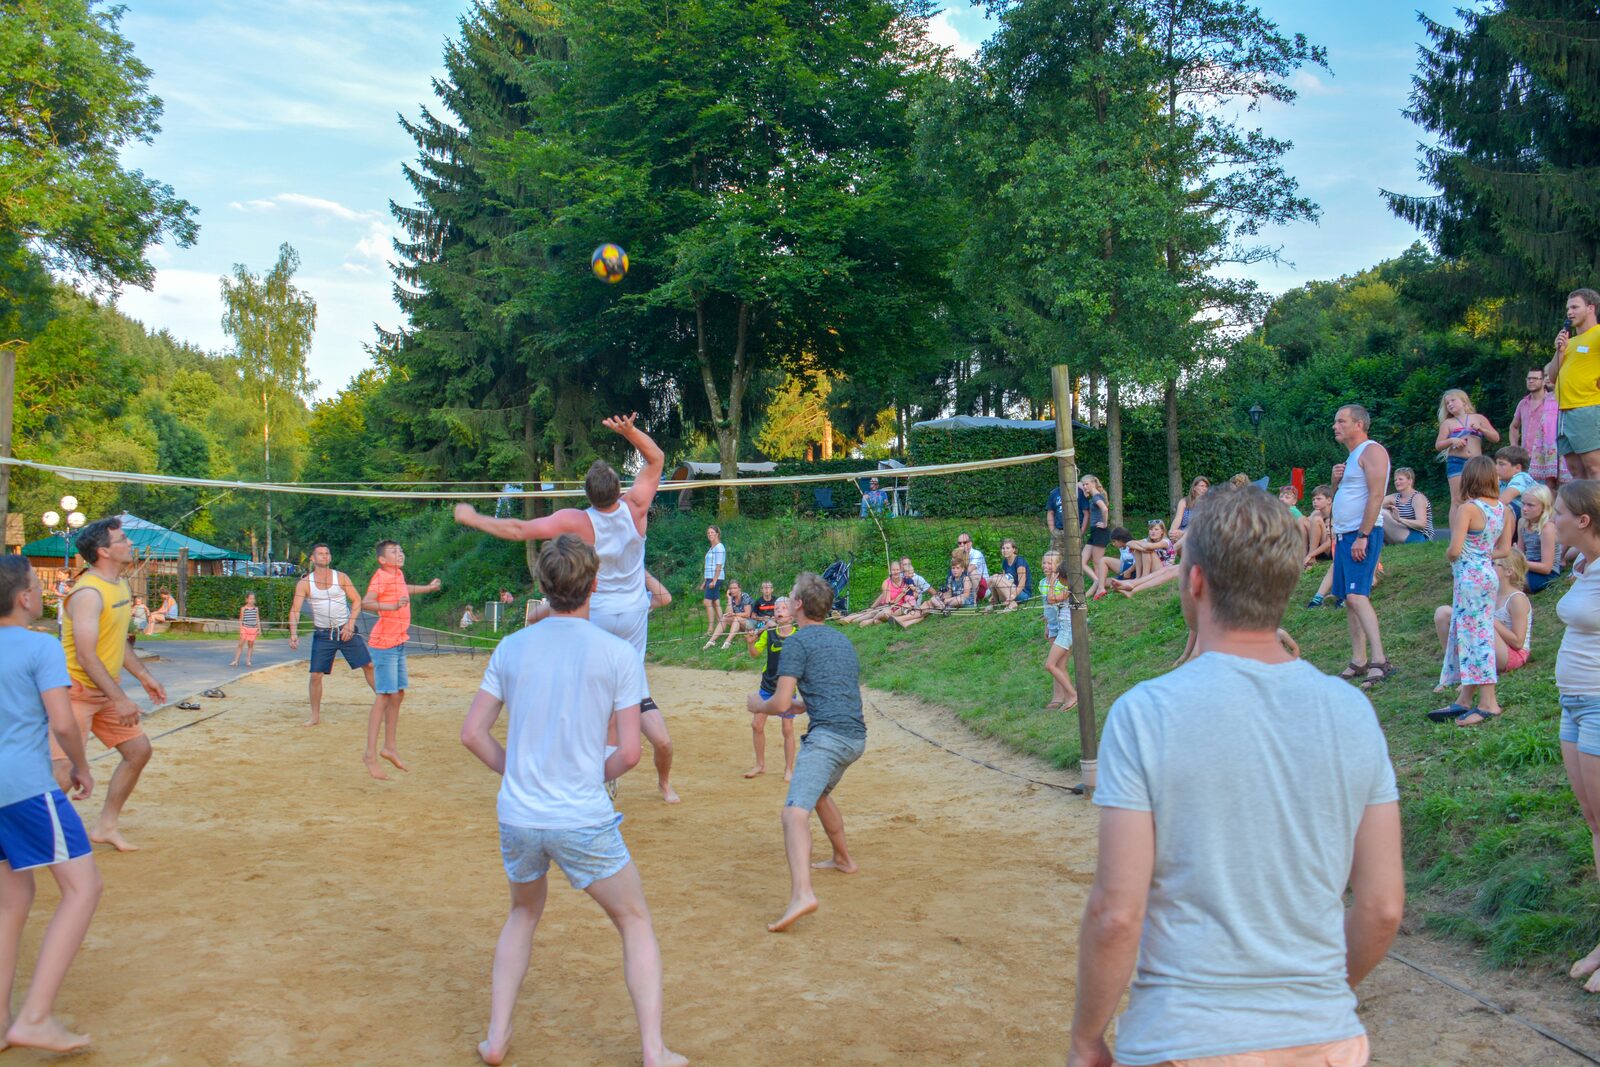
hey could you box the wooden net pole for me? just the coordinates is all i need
[1052,365,1098,793]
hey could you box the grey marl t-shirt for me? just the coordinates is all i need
[1094,651,1398,1065]
[777,623,866,740]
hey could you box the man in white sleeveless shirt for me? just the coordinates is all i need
[454,414,679,803]
[1330,404,1393,690]
[288,544,375,728]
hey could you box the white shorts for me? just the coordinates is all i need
[590,604,650,700]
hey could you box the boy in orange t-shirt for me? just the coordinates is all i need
[360,540,441,781]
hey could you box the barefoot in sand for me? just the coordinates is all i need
[1573,945,1600,981]
[380,748,410,772]
[660,783,681,804]
[478,1034,509,1065]
[88,825,139,853]
[363,756,391,781]
[646,1050,690,1067]
[811,856,859,874]
[743,765,765,779]
[300,716,319,728]
[767,894,818,933]
[4,1016,92,1054]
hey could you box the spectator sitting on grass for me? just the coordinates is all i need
[1124,520,1176,580]
[1434,548,1532,682]
[1170,477,1209,546]
[1303,483,1334,569]
[750,581,777,632]
[704,579,754,650]
[1382,467,1434,544]
[1520,485,1562,593]
[986,539,1032,611]
[1496,445,1538,530]
[1278,484,1304,519]
[927,548,977,616]
[1090,528,1136,596]
[843,561,917,626]
[145,587,176,635]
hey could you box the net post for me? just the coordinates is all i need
[1051,365,1098,794]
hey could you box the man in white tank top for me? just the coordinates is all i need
[454,414,680,803]
[1330,404,1393,689]
[288,544,375,727]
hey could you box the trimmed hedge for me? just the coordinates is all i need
[184,576,300,621]
[670,457,894,518]
[906,424,1269,520]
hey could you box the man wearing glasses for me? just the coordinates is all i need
[955,535,988,579]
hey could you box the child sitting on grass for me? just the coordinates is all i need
[1044,556,1079,712]
[1125,520,1176,579]
[1520,485,1562,592]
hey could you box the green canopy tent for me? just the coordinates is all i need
[21,513,249,598]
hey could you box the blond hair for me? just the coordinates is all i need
[1501,548,1528,591]
[1438,388,1475,423]
[1521,484,1554,533]
[1181,485,1301,631]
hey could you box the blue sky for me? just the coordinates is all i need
[113,0,1463,399]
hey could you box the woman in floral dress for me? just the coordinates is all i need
[1433,456,1514,726]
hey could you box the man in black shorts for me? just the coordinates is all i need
[288,544,374,727]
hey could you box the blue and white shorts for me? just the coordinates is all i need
[499,813,630,890]
[0,789,92,872]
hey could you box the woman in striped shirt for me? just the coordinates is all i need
[230,592,260,668]
[1382,466,1435,544]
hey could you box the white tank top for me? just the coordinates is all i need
[586,504,647,614]
[1332,439,1387,535]
[308,570,350,629]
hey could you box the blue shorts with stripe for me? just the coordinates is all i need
[0,790,92,872]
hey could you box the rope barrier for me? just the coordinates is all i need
[0,449,1071,500]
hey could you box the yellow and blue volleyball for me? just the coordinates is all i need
[591,243,629,283]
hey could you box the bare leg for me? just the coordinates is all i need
[584,862,687,1067]
[364,693,392,780]
[1433,605,1451,652]
[228,635,243,666]
[478,876,548,1066]
[641,709,678,804]
[1,856,100,1053]
[1347,593,1385,666]
[361,662,376,692]
[703,597,716,635]
[746,713,768,778]
[244,639,254,667]
[1046,646,1076,708]
[304,672,324,727]
[380,689,408,771]
[781,717,796,781]
[1564,744,1600,988]
[0,861,33,1047]
[769,806,819,933]
[809,795,857,873]
[90,736,151,852]
[1447,473,1462,517]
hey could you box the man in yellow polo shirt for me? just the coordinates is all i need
[1548,288,1600,480]
[54,517,167,852]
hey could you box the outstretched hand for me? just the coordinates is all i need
[453,503,480,526]
[602,412,640,436]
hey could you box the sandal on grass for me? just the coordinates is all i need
[1456,708,1502,727]
[1043,699,1064,711]
[1359,661,1395,689]
[1427,703,1470,723]
[1338,661,1367,681]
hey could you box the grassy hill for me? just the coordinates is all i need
[646,533,1592,973]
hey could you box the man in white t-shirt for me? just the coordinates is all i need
[1067,486,1404,1067]
[460,534,685,1067]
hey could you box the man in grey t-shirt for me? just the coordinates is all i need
[749,572,866,934]
[1067,486,1404,1067]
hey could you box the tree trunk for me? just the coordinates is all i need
[694,299,753,520]
[1107,378,1124,526]
[1164,376,1181,514]
[1087,372,1099,428]
[821,419,833,459]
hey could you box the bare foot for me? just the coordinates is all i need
[811,856,858,874]
[380,749,410,772]
[1571,947,1600,980]
[660,783,681,804]
[767,894,819,933]
[89,826,139,852]
[227,660,238,667]
[478,1036,508,1065]
[364,757,391,781]
[1586,969,1600,995]
[646,1050,690,1067]
[4,1016,92,1053]
[743,766,765,779]
[784,769,793,782]
[300,717,320,728]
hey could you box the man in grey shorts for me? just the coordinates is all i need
[748,572,866,933]
[460,535,685,1067]
[1066,486,1404,1067]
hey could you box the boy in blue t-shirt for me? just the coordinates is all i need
[0,557,101,1055]
[1496,445,1539,529]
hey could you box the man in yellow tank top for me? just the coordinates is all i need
[53,517,167,852]
[1548,288,1600,480]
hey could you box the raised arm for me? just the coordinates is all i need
[607,413,665,524]
[453,503,590,543]
[405,578,442,596]
[1476,413,1501,444]
[1432,419,1453,452]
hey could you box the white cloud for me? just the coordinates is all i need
[1291,71,1339,96]
[927,11,981,60]
[277,192,375,222]
[229,199,278,213]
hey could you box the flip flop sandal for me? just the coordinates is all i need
[1455,708,1502,727]
[202,688,226,699]
[1338,661,1367,681]
[176,700,201,711]
[1427,703,1470,722]
[1043,700,1064,710]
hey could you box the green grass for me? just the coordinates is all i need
[643,530,1598,972]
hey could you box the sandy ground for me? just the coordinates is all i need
[6,658,1600,1065]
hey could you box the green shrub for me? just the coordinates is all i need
[184,576,299,620]
[905,424,1269,519]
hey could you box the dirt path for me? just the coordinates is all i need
[7,660,1600,1065]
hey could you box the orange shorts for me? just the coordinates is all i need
[48,681,146,759]
[1116,1035,1368,1067]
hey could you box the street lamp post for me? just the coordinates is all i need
[41,494,86,577]
[1248,403,1265,431]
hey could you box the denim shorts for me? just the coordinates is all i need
[499,813,630,890]
[1560,695,1600,757]
[1446,455,1467,478]
[785,729,866,811]
[370,643,408,694]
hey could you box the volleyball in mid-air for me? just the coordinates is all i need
[591,243,629,284]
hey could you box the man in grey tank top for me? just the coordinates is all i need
[454,414,681,803]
